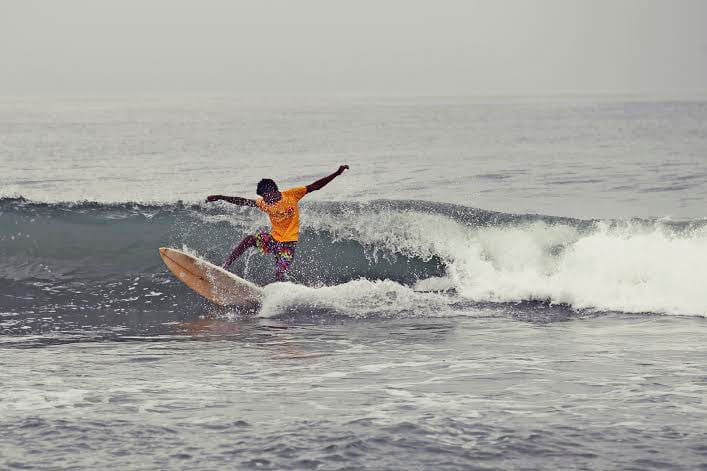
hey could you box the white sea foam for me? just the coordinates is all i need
[459,221,707,316]
[259,278,455,318]
[258,207,707,317]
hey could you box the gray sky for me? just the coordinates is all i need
[1,0,706,96]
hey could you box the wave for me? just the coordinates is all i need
[2,197,707,319]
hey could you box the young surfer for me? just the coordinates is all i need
[206,165,349,281]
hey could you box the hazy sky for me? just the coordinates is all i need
[1,0,706,96]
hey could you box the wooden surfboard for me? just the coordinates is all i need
[159,247,264,307]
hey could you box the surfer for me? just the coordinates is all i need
[206,165,349,281]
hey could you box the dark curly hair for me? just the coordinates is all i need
[256,178,279,196]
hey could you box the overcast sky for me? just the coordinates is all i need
[1,0,706,96]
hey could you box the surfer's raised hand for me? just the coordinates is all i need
[307,165,350,193]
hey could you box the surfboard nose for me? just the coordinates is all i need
[159,247,167,257]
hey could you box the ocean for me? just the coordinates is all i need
[1,96,706,469]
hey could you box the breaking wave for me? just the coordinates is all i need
[2,197,706,322]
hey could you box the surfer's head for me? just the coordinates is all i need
[256,179,279,199]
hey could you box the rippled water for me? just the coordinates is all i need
[2,96,707,469]
[2,316,706,470]
[2,96,706,219]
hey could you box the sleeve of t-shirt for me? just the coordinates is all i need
[255,198,266,211]
[283,186,308,201]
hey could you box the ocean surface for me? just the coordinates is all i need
[1,96,706,470]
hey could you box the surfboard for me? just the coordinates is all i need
[159,247,264,307]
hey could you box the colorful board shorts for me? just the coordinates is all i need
[254,230,297,274]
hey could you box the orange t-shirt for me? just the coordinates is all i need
[255,186,308,242]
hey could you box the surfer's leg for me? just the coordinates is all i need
[222,235,256,268]
[274,243,296,281]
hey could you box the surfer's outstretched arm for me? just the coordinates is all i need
[206,195,257,207]
[306,165,349,193]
